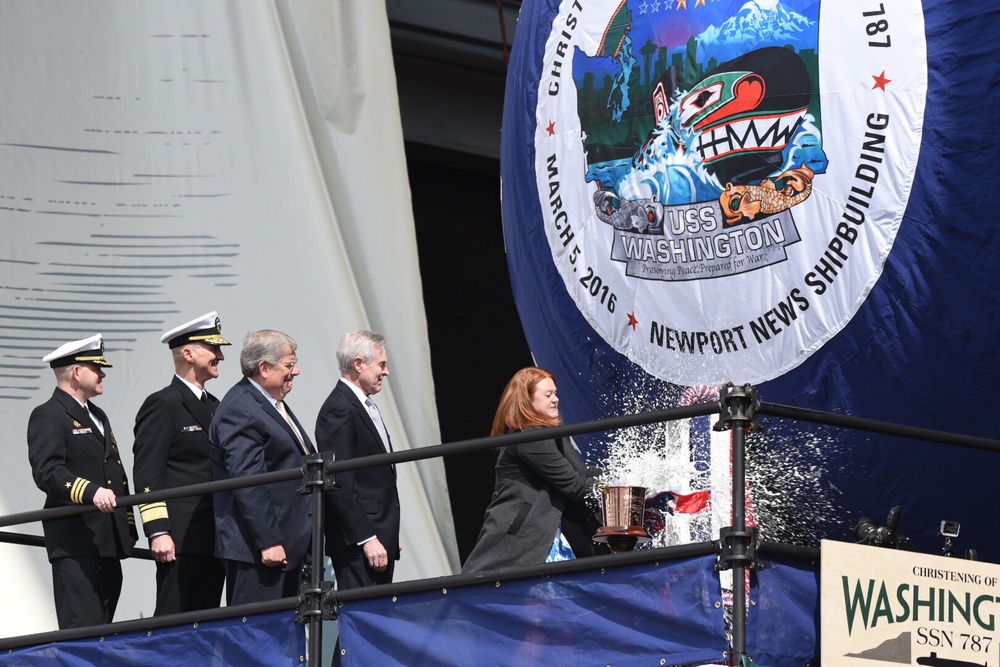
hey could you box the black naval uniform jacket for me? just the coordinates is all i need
[132,376,218,555]
[27,388,137,560]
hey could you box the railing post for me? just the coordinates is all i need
[714,383,761,665]
[296,451,336,667]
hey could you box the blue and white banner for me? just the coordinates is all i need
[503,1,1000,557]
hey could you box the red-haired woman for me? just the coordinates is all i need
[461,367,602,573]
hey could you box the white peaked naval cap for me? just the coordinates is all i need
[42,333,112,368]
[161,311,232,349]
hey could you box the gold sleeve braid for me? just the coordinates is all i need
[138,502,169,524]
[69,478,90,504]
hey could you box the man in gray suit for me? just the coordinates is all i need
[315,330,400,589]
[209,329,314,605]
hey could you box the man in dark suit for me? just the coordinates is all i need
[133,312,230,615]
[315,330,400,590]
[27,334,137,629]
[209,329,314,605]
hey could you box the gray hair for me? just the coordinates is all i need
[336,330,385,373]
[240,329,297,377]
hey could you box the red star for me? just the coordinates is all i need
[627,312,639,331]
[872,70,891,91]
[546,120,556,136]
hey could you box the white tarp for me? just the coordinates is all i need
[0,0,457,636]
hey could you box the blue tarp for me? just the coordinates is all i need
[338,554,728,667]
[0,611,304,667]
[747,558,820,667]
[0,558,822,666]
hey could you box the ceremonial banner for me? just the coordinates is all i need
[528,0,920,387]
[822,539,1000,666]
[503,0,1000,556]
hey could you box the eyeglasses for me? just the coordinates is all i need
[274,360,298,371]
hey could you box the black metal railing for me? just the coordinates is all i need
[0,387,996,665]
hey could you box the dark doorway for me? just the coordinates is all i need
[406,143,534,563]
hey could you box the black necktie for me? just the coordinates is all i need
[200,391,214,414]
[84,403,105,437]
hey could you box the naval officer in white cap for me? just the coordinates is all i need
[27,334,137,629]
[132,312,230,615]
